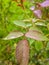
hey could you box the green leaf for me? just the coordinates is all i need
[35,22,46,27]
[3,31,24,40]
[35,41,43,51]
[29,25,42,33]
[46,42,49,50]
[47,23,49,30]
[14,20,32,28]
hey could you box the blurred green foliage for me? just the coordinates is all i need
[0,0,49,65]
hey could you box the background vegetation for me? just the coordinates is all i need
[0,0,49,65]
